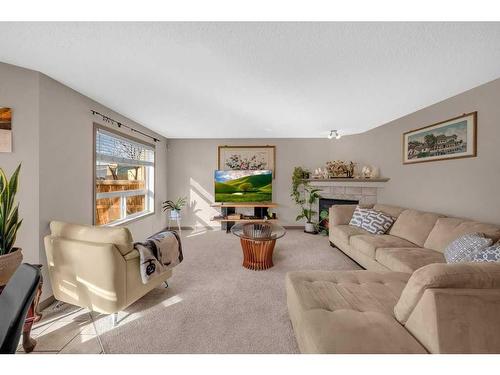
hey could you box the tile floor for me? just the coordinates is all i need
[17,302,104,354]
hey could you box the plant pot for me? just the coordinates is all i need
[304,222,316,234]
[169,210,181,220]
[0,248,23,286]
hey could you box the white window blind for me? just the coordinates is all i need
[96,128,155,167]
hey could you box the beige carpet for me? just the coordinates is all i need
[94,228,360,353]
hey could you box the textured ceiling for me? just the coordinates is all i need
[1,22,500,138]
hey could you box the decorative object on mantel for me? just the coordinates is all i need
[403,112,477,164]
[312,167,329,179]
[218,145,276,178]
[0,164,23,286]
[0,107,12,153]
[326,160,356,178]
[361,165,372,178]
[360,165,380,179]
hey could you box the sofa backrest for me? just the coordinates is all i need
[424,217,500,253]
[49,221,134,256]
[388,209,444,247]
[372,204,405,219]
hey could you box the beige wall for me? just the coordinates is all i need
[37,74,169,298]
[168,77,500,227]
[1,62,169,299]
[0,63,40,266]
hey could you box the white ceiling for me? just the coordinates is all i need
[1,22,500,138]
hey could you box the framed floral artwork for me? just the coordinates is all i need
[218,145,276,178]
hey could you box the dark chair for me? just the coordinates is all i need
[0,264,41,354]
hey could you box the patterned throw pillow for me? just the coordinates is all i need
[471,242,500,263]
[360,210,395,235]
[349,206,371,228]
[444,233,493,263]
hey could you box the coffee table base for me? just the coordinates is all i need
[240,238,276,270]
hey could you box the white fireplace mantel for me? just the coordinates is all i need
[306,178,390,206]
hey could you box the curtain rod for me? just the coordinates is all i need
[91,110,160,143]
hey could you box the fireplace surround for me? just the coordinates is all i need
[306,177,390,222]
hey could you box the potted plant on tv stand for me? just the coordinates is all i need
[0,164,23,287]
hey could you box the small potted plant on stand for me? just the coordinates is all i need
[162,197,187,231]
[0,164,23,287]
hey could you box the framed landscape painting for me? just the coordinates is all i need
[0,107,12,153]
[218,145,276,178]
[403,112,477,164]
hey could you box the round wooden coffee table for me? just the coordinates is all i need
[231,222,286,270]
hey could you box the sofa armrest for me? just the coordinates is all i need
[404,288,500,353]
[44,235,127,314]
[329,205,357,226]
[394,262,500,324]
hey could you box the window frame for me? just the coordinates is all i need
[93,123,156,227]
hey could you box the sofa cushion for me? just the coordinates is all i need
[349,206,371,227]
[388,209,443,246]
[471,242,500,263]
[329,225,370,245]
[424,217,500,253]
[286,270,426,353]
[372,204,405,218]
[350,234,417,258]
[360,210,395,234]
[444,233,492,263]
[376,247,445,273]
[394,262,500,324]
[50,220,134,256]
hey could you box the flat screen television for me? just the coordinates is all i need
[214,170,272,202]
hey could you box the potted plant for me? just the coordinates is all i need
[0,164,23,286]
[162,197,187,220]
[291,167,321,233]
[297,185,322,233]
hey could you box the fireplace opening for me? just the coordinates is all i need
[318,198,359,232]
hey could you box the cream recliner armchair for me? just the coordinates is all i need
[44,221,172,324]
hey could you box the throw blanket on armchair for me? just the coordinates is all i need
[134,231,183,284]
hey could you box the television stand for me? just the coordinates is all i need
[210,202,278,233]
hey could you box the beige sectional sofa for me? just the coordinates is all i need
[329,204,500,273]
[286,204,500,353]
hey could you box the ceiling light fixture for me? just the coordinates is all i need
[328,130,341,140]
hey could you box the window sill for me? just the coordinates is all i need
[102,211,155,227]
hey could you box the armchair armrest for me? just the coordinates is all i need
[44,235,127,314]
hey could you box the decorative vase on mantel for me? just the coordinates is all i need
[0,248,23,286]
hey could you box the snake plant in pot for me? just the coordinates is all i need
[0,164,23,286]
